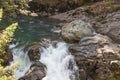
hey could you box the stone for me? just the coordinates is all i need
[98,44,120,60]
[69,34,112,61]
[24,43,42,61]
[110,60,120,79]
[19,61,46,80]
[61,20,94,42]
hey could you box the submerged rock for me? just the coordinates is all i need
[19,61,46,80]
[61,20,94,42]
[24,39,58,62]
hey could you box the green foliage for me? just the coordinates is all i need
[0,8,19,80]
[0,0,18,19]
[0,22,18,55]
[0,0,30,19]
[0,8,3,21]
[14,0,30,9]
[0,61,20,80]
[109,77,117,80]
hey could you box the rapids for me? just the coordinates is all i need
[10,42,79,80]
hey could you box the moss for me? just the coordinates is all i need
[109,77,117,80]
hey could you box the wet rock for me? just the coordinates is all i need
[40,38,58,48]
[51,26,61,33]
[24,39,58,62]
[24,43,42,61]
[19,61,46,80]
[61,20,94,42]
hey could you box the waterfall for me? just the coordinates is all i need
[10,44,31,80]
[10,42,79,80]
[40,42,79,80]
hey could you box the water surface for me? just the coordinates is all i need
[0,16,59,44]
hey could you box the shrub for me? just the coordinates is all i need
[0,8,19,80]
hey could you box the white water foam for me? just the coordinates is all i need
[10,42,79,80]
[40,42,79,80]
[10,46,31,80]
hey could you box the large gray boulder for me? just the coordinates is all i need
[61,20,94,42]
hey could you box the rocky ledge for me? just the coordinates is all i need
[60,6,120,79]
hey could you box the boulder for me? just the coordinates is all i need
[24,43,42,61]
[61,20,94,42]
[19,61,46,80]
[24,40,59,62]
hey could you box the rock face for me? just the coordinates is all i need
[69,34,112,61]
[98,44,120,60]
[61,20,94,42]
[19,61,46,80]
[69,34,120,80]
[94,11,120,43]
[29,0,84,13]
[24,43,42,61]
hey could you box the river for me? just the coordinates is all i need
[7,16,79,80]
